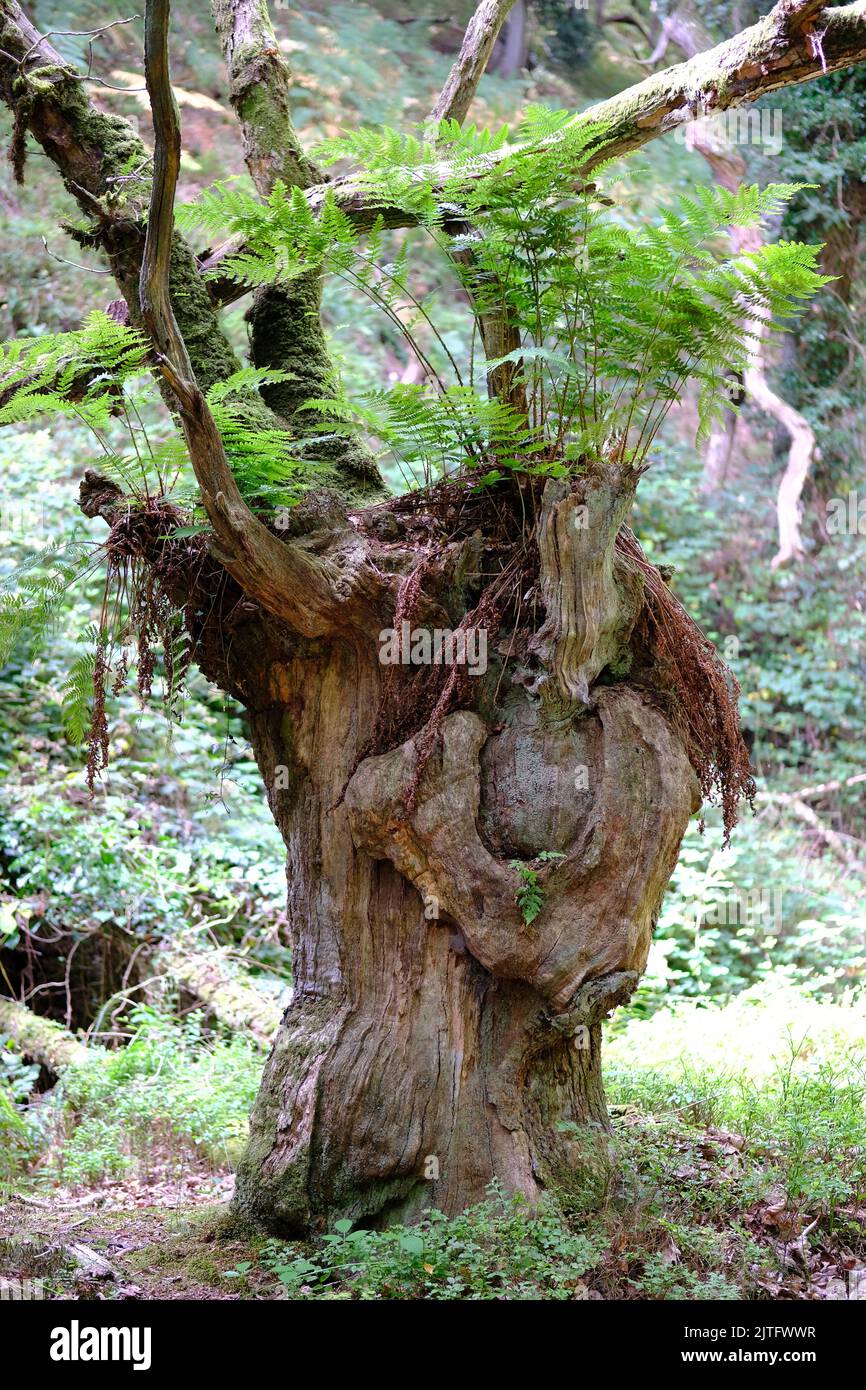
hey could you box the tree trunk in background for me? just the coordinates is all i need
[819,178,866,306]
[490,0,528,76]
[642,3,820,564]
[702,408,738,493]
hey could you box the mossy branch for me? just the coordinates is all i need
[210,0,321,195]
[0,0,241,396]
[208,0,383,498]
[151,945,284,1047]
[0,0,349,478]
[575,0,866,168]
[0,996,90,1073]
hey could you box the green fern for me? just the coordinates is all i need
[61,635,100,745]
[302,381,547,489]
[182,116,828,484]
[0,537,95,667]
[0,312,148,430]
[208,371,335,506]
[0,105,833,778]
[0,322,326,514]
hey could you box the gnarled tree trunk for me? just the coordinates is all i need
[224,478,699,1233]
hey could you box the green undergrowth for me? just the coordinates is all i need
[214,1169,753,1301]
[2,982,864,1299]
[2,1005,262,1187]
[608,985,866,1230]
[213,984,866,1300]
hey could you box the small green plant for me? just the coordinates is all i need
[509,851,565,926]
[50,1006,263,1184]
[0,1043,43,1183]
[225,1184,606,1300]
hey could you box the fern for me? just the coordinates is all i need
[206,371,336,507]
[0,537,95,667]
[0,326,331,757]
[509,851,565,926]
[0,312,148,430]
[182,115,828,486]
[61,637,99,745]
[510,863,544,926]
[0,105,832,780]
[0,321,327,513]
[302,382,548,489]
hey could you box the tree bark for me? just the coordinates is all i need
[430,1,519,125]
[230,610,699,1232]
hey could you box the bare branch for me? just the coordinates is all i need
[426,3,527,411]
[603,12,654,48]
[756,788,866,868]
[759,770,866,801]
[430,0,518,125]
[650,7,817,567]
[745,307,816,568]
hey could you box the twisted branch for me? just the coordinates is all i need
[139,0,383,639]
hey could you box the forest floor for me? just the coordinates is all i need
[0,1170,248,1301]
[2,985,863,1301]
[2,1106,863,1303]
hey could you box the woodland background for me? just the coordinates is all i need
[0,0,864,1300]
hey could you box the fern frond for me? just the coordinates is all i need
[0,537,95,666]
[0,313,147,431]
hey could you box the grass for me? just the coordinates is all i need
[2,978,864,1299]
[2,1005,262,1188]
[607,981,866,1236]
